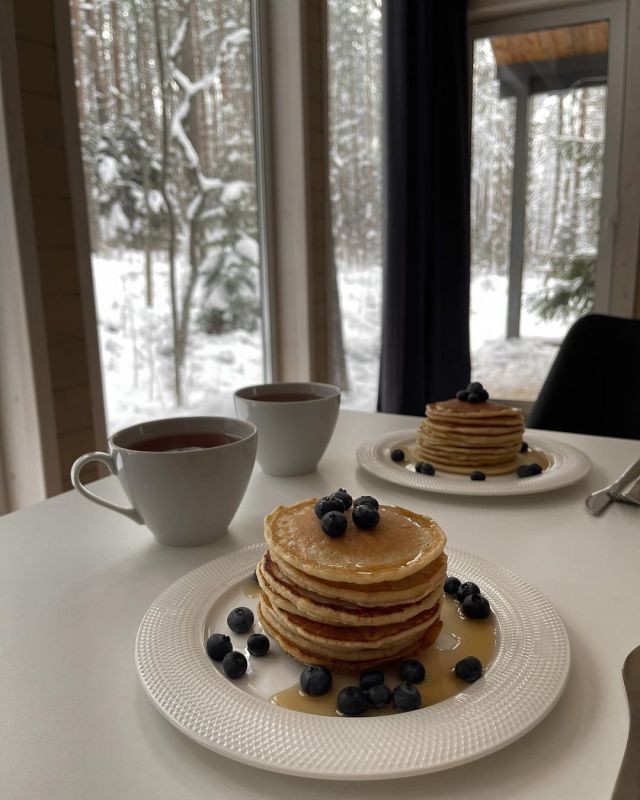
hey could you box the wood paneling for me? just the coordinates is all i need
[491,20,608,66]
[9,0,104,493]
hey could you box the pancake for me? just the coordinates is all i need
[257,552,445,626]
[265,499,446,584]
[426,398,523,421]
[258,496,448,670]
[413,453,522,476]
[415,393,524,474]
[259,599,443,672]
[261,592,441,647]
[270,549,448,606]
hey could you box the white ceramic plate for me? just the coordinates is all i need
[357,430,591,496]
[136,543,570,780]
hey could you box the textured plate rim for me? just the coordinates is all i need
[356,430,592,496]
[135,543,570,780]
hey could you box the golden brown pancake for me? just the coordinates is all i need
[270,549,448,606]
[414,395,524,474]
[257,552,444,627]
[265,499,446,584]
[259,598,443,672]
[258,497,448,670]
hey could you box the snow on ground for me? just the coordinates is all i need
[93,254,576,434]
[470,273,571,401]
[338,266,574,407]
[93,252,264,433]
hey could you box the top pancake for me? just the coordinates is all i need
[264,498,446,584]
[426,398,524,424]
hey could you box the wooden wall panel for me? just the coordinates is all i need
[11,0,102,491]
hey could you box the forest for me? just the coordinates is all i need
[70,1,605,424]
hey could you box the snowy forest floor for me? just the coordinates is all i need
[93,254,572,434]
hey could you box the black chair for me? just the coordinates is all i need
[528,313,640,440]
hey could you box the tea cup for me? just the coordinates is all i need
[234,382,340,476]
[70,416,257,547]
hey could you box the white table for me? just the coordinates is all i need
[2,409,639,799]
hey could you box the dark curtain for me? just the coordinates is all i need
[378,0,471,415]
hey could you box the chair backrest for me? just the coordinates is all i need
[528,313,640,440]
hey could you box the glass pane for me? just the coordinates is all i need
[327,0,383,411]
[69,0,264,434]
[471,21,608,400]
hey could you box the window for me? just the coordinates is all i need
[470,7,623,402]
[327,0,383,411]
[69,0,265,434]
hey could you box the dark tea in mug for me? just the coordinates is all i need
[129,432,240,452]
[252,392,324,402]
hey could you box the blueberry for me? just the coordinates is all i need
[354,495,379,510]
[392,682,422,712]
[330,488,352,510]
[359,668,384,690]
[467,382,483,393]
[366,684,392,709]
[520,440,529,453]
[337,686,368,716]
[444,576,461,596]
[391,449,405,462]
[467,392,482,404]
[247,633,270,657]
[529,462,543,475]
[470,470,486,481]
[456,581,480,602]
[462,593,491,619]
[517,464,534,478]
[399,659,426,684]
[456,390,469,401]
[314,496,345,518]
[455,655,484,683]
[321,510,348,537]
[206,632,233,661]
[478,389,489,402]
[352,504,380,530]
[227,606,254,634]
[416,461,435,475]
[300,665,332,696]
[222,651,247,679]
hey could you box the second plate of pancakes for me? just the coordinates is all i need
[357,430,591,496]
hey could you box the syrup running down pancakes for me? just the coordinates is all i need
[415,397,525,475]
[256,498,447,671]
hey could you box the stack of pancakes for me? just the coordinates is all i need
[415,398,525,475]
[256,498,447,672]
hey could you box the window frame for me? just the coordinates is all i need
[469,0,630,320]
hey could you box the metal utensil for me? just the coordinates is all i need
[611,645,640,799]
[610,475,640,507]
[585,457,640,515]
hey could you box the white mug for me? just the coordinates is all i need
[234,382,340,476]
[70,416,257,547]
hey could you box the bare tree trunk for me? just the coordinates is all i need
[176,200,203,368]
[571,89,588,245]
[89,4,107,125]
[130,0,154,308]
[69,0,84,115]
[551,95,565,250]
[173,0,201,374]
[110,0,123,117]
[153,1,182,406]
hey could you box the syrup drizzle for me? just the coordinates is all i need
[269,596,497,716]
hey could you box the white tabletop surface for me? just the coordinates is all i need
[2,409,639,799]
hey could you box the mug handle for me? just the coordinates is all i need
[70,451,143,524]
